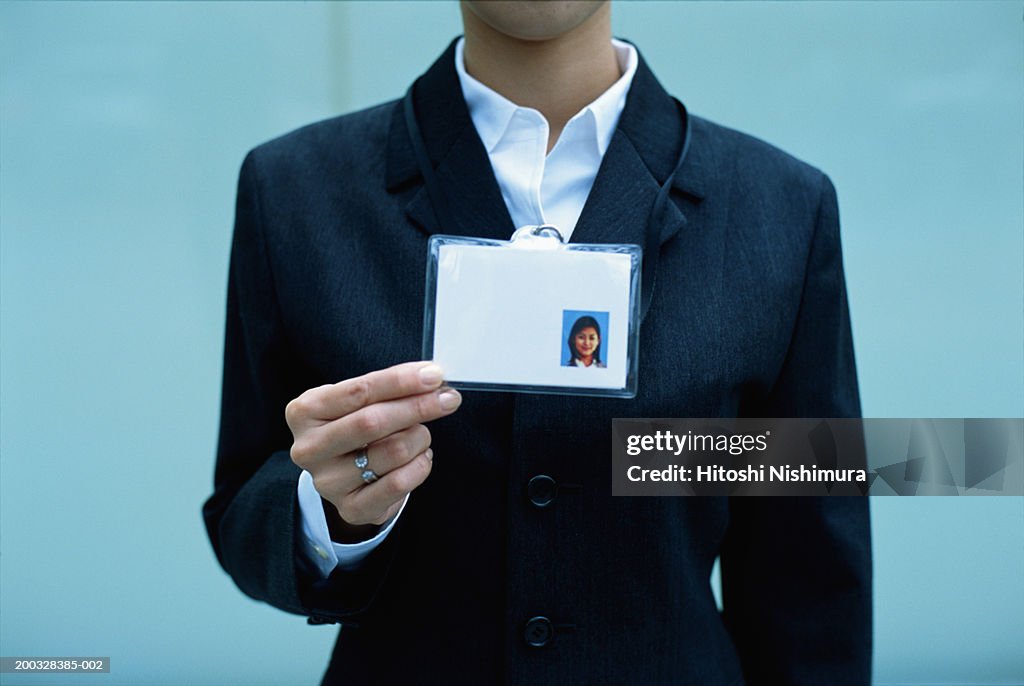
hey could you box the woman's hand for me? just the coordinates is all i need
[286,361,461,539]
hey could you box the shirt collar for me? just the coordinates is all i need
[454,37,638,156]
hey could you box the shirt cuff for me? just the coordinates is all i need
[296,469,407,577]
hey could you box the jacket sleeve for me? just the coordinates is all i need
[202,151,400,626]
[720,174,873,685]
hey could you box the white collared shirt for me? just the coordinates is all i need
[299,38,638,576]
[455,37,637,239]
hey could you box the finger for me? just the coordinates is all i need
[305,424,432,494]
[286,361,445,428]
[312,386,460,457]
[340,450,433,525]
[368,499,405,527]
[360,424,432,482]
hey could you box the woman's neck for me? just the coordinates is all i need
[461,4,619,152]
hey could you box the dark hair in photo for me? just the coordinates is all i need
[568,315,602,365]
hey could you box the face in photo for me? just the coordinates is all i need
[562,311,609,368]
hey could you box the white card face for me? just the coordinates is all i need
[431,244,633,390]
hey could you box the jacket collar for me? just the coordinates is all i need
[385,38,710,246]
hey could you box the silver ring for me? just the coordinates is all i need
[354,448,376,483]
[354,449,369,470]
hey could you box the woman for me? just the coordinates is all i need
[205,2,871,683]
[567,315,606,368]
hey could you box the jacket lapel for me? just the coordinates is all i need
[385,39,716,293]
[385,40,515,240]
[572,52,708,248]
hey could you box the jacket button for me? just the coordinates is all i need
[524,616,553,647]
[527,475,557,507]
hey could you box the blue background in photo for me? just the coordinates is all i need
[561,310,610,366]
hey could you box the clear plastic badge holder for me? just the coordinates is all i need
[423,225,641,398]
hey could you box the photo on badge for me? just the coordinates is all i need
[561,310,609,369]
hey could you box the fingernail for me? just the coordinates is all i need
[438,388,461,411]
[425,448,434,461]
[419,363,444,386]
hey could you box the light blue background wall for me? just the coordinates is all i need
[1,2,1021,684]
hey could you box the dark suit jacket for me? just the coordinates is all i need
[204,41,872,686]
